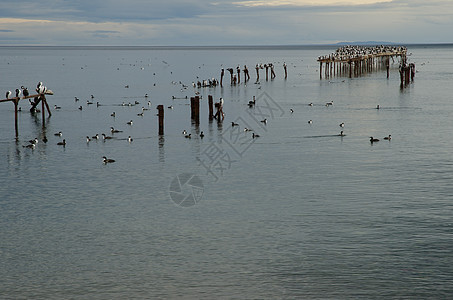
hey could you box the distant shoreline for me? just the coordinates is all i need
[0,43,452,50]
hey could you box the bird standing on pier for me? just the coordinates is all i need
[21,86,29,97]
[15,89,21,98]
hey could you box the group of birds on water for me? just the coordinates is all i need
[304,100,392,142]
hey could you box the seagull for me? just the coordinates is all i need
[103,156,115,164]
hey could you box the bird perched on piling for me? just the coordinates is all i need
[15,88,21,98]
[21,86,29,97]
[6,91,12,99]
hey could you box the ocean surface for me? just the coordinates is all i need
[1,44,452,299]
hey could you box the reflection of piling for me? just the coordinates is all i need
[157,104,164,135]
[190,96,200,124]
[208,95,214,120]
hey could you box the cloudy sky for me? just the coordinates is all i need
[0,0,452,46]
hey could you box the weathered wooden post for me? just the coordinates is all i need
[13,98,19,137]
[190,96,200,124]
[157,104,164,135]
[319,61,323,79]
[208,95,214,120]
[386,58,390,79]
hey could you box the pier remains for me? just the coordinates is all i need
[318,45,408,80]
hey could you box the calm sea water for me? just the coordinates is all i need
[1,45,452,299]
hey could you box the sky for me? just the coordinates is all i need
[0,0,452,46]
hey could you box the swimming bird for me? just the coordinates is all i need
[6,91,12,99]
[86,136,91,142]
[74,97,79,102]
[185,133,192,139]
[110,127,122,133]
[383,135,392,140]
[28,138,39,145]
[339,131,346,136]
[252,133,260,138]
[260,119,267,124]
[54,105,61,110]
[78,106,83,110]
[23,143,35,149]
[96,102,100,107]
[376,105,380,109]
[92,134,99,140]
[128,136,133,143]
[111,112,116,117]
[57,139,66,146]
[200,131,204,139]
[87,100,93,105]
[168,105,173,109]
[126,120,133,125]
[370,137,379,143]
[91,95,94,99]
[308,120,313,124]
[54,131,62,136]
[290,108,294,113]
[308,102,313,106]
[102,133,113,140]
[232,122,239,127]
[244,127,253,132]
[103,156,115,164]
[182,130,187,135]
[339,122,345,128]
[326,101,333,106]
[135,101,140,105]
[145,94,149,98]
[137,112,144,117]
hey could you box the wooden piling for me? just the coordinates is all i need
[208,95,214,120]
[190,96,200,124]
[0,89,54,137]
[157,104,164,135]
[14,99,19,137]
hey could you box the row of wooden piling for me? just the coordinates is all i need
[318,46,408,79]
[156,95,223,135]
